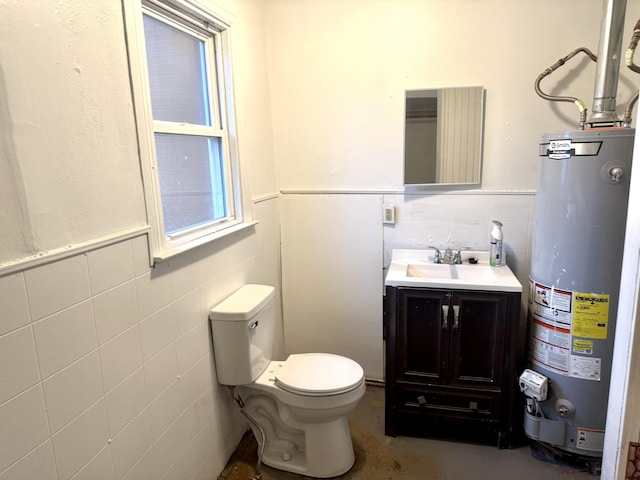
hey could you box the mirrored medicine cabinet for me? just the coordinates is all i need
[404,86,485,187]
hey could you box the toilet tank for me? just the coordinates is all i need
[209,284,276,385]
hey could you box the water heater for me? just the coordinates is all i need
[523,0,639,462]
[524,128,633,457]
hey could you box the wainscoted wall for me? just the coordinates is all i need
[0,198,282,480]
[279,190,534,384]
[280,194,384,380]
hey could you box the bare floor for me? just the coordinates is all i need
[218,385,596,480]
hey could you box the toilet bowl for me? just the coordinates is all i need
[209,285,365,478]
[239,354,365,477]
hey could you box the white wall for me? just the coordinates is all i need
[266,0,640,192]
[2,0,640,479]
[0,1,146,266]
[280,194,384,379]
[0,0,282,479]
[270,0,640,379]
[601,130,640,478]
[266,2,640,478]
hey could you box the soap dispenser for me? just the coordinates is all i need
[490,220,503,266]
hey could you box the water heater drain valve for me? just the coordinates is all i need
[519,369,548,401]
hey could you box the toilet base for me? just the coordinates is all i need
[242,391,360,478]
[252,415,355,478]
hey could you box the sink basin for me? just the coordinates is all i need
[406,263,499,282]
[386,249,522,292]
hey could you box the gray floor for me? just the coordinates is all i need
[218,384,596,480]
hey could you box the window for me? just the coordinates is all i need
[124,0,250,260]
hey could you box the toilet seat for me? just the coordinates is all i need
[274,353,364,396]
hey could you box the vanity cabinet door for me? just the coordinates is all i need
[385,285,523,447]
[397,288,450,386]
[448,291,507,389]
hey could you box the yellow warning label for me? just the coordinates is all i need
[573,292,609,339]
[573,339,594,354]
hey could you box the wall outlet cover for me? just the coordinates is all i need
[383,205,396,224]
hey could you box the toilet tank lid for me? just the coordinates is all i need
[209,284,275,321]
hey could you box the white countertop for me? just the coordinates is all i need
[385,249,522,293]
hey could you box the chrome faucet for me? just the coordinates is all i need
[429,246,470,264]
[428,246,443,263]
[453,247,470,264]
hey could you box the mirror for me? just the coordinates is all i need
[404,86,484,186]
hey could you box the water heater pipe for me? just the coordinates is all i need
[589,0,627,125]
[625,18,640,72]
[623,90,639,126]
[534,47,597,130]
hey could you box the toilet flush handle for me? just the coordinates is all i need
[249,320,259,330]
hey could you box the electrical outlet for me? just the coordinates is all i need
[383,205,396,224]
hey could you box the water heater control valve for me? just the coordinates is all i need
[519,369,548,401]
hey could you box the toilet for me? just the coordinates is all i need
[209,284,365,478]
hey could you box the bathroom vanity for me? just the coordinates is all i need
[384,249,525,448]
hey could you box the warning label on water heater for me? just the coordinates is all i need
[574,293,610,339]
[576,427,605,452]
[528,279,609,381]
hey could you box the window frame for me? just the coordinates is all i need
[123,0,253,262]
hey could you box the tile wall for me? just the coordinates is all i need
[0,191,534,479]
[0,199,281,480]
[383,192,535,296]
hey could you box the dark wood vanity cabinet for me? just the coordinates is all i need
[384,286,525,448]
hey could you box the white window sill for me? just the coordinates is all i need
[152,220,258,263]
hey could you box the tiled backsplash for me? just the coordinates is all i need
[383,192,535,295]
